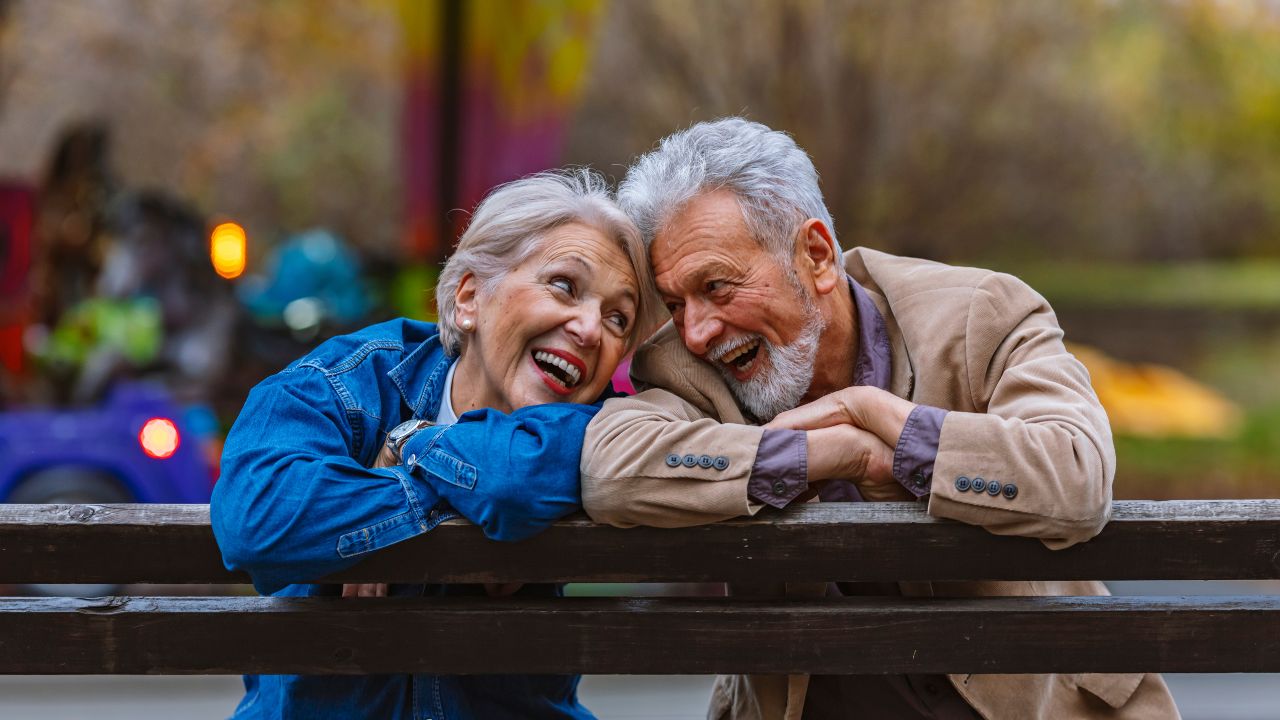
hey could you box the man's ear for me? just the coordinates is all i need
[454,272,479,329]
[797,219,841,296]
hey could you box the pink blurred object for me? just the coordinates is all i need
[611,356,635,394]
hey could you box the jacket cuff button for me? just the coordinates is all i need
[665,454,681,467]
[954,476,971,492]
[1002,483,1018,500]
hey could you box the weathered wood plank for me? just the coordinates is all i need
[1,595,1276,675]
[1,501,1278,584]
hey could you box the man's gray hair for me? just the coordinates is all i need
[436,168,657,356]
[618,117,839,261]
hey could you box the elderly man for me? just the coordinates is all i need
[581,118,1179,720]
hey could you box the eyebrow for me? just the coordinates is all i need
[556,255,638,306]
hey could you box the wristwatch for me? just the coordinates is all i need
[386,419,434,460]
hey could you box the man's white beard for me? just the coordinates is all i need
[718,299,825,423]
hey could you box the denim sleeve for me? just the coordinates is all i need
[398,403,599,542]
[211,367,444,595]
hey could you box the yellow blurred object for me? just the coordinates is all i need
[1067,343,1243,439]
[210,222,247,279]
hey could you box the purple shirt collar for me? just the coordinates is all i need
[849,276,892,392]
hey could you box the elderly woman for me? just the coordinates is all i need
[211,169,658,719]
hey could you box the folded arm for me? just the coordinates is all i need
[212,367,593,594]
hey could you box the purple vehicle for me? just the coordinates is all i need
[0,381,217,506]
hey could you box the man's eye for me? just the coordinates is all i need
[706,280,728,294]
[550,277,575,295]
[665,301,683,314]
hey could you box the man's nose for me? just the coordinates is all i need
[680,301,722,356]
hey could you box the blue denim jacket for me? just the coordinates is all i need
[211,318,602,719]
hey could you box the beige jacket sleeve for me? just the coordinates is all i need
[924,272,1115,549]
[581,324,766,528]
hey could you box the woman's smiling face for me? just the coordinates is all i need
[451,222,640,413]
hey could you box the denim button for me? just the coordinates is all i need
[986,479,1002,496]
[970,477,986,493]
[1002,483,1019,500]
[955,476,971,492]
[713,456,730,471]
[698,454,715,468]
[682,454,699,467]
[407,454,416,465]
[911,470,927,488]
[772,480,788,495]
[665,453,681,467]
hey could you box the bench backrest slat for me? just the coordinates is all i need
[3,594,1278,675]
[1,500,1278,584]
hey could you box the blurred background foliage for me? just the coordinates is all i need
[1,0,1277,498]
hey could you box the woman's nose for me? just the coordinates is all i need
[565,304,602,347]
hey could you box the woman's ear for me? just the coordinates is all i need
[797,219,841,296]
[454,272,479,331]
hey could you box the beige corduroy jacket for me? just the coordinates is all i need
[581,247,1179,720]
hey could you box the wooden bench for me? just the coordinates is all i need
[1,500,1278,675]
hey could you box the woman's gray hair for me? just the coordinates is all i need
[435,168,659,356]
[617,117,839,263]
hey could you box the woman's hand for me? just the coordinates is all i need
[341,583,387,598]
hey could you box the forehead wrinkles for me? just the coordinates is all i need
[538,235,639,304]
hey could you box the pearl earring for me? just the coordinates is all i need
[460,318,474,332]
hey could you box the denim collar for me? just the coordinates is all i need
[848,275,892,392]
[386,329,455,420]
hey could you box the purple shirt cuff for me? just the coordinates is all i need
[892,405,948,498]
[748,429,809,508]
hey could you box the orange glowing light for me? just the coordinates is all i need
[139,417,180,459]
[210,222,247,279]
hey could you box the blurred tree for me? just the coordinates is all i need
[0,0,400,257]
[568,0,1280,263]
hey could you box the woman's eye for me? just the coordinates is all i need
[550,277,575,295]
[607,313,631,332]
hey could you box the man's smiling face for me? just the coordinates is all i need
[651,190,825,420]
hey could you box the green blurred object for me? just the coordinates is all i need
[392,264,440,322]
[997,261,1280,310]
[41,297,162,369]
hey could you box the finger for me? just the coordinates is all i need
[341,584,357,598]
[765,399,844,430]
[374,583,388,597]
[373,446,397,469]
[357,583,379,598]
[484,582,523,597]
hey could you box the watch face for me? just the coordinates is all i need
[390,419,431,449]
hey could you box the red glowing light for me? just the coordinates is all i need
[139,417,180,459]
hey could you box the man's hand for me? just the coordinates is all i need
[768,385,916,449]
[802,424,908,501]
[766,387,917,502]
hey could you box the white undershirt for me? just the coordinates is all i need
[433,360,460,425]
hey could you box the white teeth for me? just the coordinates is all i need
[717,338,760,364]
[534,350,581,386]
